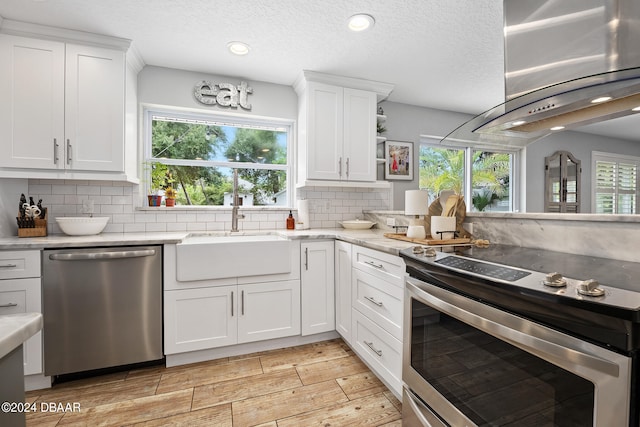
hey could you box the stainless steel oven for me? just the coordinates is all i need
[400,246,640,427]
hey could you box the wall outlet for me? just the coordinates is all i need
[465,222,474,235]
[386,217,396,226]
[82,199,95,215]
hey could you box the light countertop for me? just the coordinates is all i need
[0,228,416,255]
[0,313,42,359]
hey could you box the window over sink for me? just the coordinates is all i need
[143,108,292,207]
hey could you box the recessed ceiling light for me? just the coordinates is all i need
[227,41,250,56]
[348,14,375,32]
[632,106,640,112]
[591,96,612,104]
[550,126,565,131]
[511,120,526,126]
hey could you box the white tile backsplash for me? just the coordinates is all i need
[26,179,392,234]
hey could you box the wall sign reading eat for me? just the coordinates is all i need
[194,81,253,110]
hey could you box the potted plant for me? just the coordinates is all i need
[143,162,167,206]
[164,186,177,207]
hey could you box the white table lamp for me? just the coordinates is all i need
[405,190,429,239]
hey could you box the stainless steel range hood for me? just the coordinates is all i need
[441,0,640,148]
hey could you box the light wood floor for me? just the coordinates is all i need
[25,339,402,426]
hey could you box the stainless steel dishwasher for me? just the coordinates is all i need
[42,245,163,377]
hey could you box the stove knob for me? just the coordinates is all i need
[424,248,437,257]
[543,272,566,287]
[577,279,605,296]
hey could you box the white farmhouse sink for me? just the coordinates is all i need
[176,233,292,281]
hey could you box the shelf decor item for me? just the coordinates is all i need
[384,140,413,180]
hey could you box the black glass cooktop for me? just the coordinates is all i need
[435,256,531,282]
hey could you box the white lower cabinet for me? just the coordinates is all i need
[347,243,405,398]
[352,309,402,395]
[163,242,302,356]
[164,280,301,355]
[352,268,403,341]
[164,286,237,354]
[301,241,335,336]
[334,240,352,341]
[238,280,300,343]
[0,250,42,376]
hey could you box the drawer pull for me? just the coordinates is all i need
[364,260,384,269]
[0,264,17,268]
[364,341,383,357]
[0,303,18,308]
[364,295,383,307]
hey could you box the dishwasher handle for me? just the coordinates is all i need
[48,249,156,261]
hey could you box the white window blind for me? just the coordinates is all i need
[592,152,639,214]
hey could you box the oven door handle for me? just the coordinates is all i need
[406,278,621,378]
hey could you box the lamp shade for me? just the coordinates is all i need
[405,190,429,216]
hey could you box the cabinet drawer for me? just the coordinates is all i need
[0,250,40,279]
[0,277,42,375]
[352,269,403,340]
[351,309,402,397]
[352,245,404,286]
[0,289,27,314]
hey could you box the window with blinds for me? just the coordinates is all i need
[593,152,639,214]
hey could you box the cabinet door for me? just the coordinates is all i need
[0,278,43,375]
[65,44,125,172]
[164,286,237,354]
[334,240,352,342]
[343,88,376,181]
[0,35,65,169]
[306,82,343,180]
[301,241,335,336]
[238,280,300,343]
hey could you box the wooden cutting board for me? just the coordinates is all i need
[383,233,471,246]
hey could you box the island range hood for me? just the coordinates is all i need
[441,0,640,148]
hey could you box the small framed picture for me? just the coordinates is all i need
[384,140,413,180]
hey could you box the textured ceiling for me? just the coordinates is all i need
[0,0,636,141]
[0,0,505,115]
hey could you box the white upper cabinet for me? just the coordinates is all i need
[64,43,125,172]
[0,27,133,180]
[0,36,65,169]
[295,71,393,186]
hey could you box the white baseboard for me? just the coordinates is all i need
[166,331,339,367]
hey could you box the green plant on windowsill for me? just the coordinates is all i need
[142,162,168,206]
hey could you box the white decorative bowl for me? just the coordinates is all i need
[56,217,109,236]
[339,220,377,230]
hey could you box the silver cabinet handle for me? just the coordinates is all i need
[0,264,17,268]
[364,295,383,307]
[53,138,59,164]
[338,157,342,177]
[241,290,245,315]
[304,247,309,270]
[49,250,156,261]
[364,260,383,269]
[66,139,72,164]
[346,157,350,178]
[0,303,18,308]
[364,341,383,357]
[231,291,234,317]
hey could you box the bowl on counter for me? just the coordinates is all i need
[338,219,377,230]
[56,217,109,236]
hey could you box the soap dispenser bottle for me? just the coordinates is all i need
[286,210,295,230]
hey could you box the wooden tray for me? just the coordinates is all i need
[383,233,471,246]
